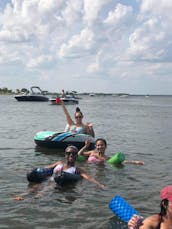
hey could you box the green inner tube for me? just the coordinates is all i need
[107,152,125,165]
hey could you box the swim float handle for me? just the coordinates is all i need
[54,171,82,186]
[109,195,139,223]
[107,152,125,165]
[77,155,87,162]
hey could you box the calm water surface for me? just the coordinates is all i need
[1,95,172,229]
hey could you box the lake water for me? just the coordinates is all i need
[1,94,172,229]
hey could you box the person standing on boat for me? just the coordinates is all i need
[61,89,66,98]
[61,99,95,137]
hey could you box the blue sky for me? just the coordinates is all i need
[0,0,172,94]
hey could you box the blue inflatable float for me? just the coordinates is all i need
[54,172,82,186]
[27,168,82,186]
[27,167,53,183]
[109,195,139,223]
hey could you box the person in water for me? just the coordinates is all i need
[78,138,108,163]
[61,99,95,137]
[128,185,172,229]
[46,145,104,188]
[14,145,105,200]
[78,138,144,165]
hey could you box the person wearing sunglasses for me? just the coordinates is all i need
[14,145,105,200]
[61,99,95,137]
[47,145,104,188]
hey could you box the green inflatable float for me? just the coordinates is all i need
[107,152,125,165]
[77,155,87,162]
[77,152,125,164]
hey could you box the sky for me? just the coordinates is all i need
[0,0,172,94]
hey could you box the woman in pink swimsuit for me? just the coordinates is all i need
[78,138,108,163]
[78,139,144,165]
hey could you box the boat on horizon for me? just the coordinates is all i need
[89,93,95,97]
[14,86,49,102]
[49,95,79,105]
[49,90,79,105]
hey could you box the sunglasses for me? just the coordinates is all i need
[75,116,82,119]
[65,151,78,157]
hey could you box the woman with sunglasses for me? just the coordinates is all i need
[46,145,104,188]
[61,99,95,137]
[14,145,105,200]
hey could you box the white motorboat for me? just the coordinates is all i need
[49,95,79,105]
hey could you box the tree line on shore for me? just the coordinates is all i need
[0,87,27,94]
[0,87,131,96]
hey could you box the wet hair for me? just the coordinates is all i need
[65,145,78,154]
[95,138,107,147]
[159,199,168,217]
[75,107,83,118]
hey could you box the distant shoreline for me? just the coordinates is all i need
[1,93,172,96]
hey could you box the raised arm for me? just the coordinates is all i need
[61,100,74,126]
[78,140,93,156]
[124,160,144,165]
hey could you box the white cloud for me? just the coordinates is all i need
[58,27,94,57]
[127,0,172,62]
[0,0,172,94]
[141,0,172,18]
[61,0,83,26]
[104,3,133,26]
[87,51,102,73]
[26,55,53,68]
[83,0,109,25]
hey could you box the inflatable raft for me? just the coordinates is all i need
[27,168,82,186]
[34,131,95,150]
[27,167,54,183]
[54,172,82,186]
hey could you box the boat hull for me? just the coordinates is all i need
[15,95,49,101]
[34,131,95,150]
[14,86,49,101]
